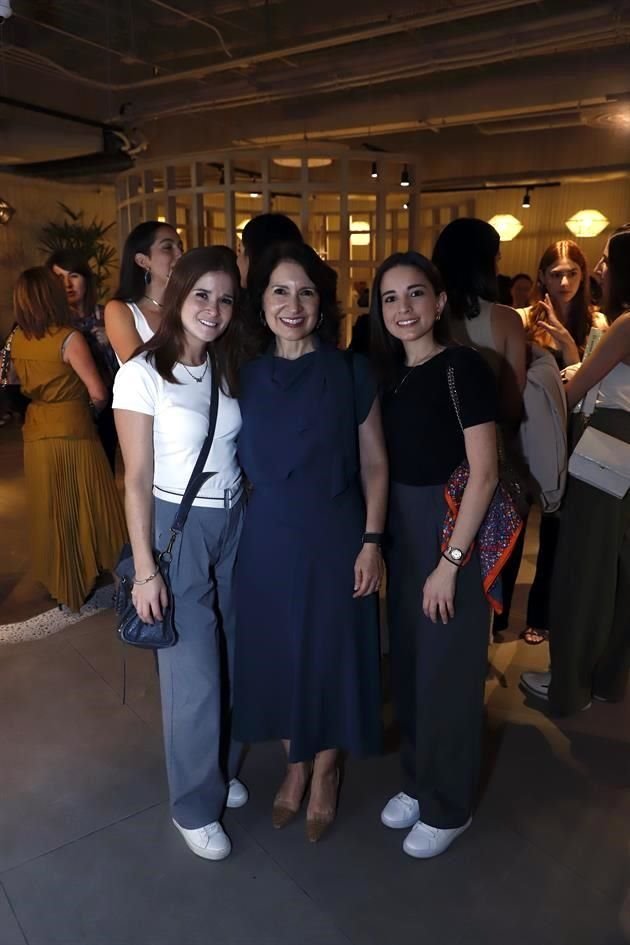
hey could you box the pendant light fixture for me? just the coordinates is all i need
[371,161,378,179]
[522,189,531,208]
[400,164,410,187]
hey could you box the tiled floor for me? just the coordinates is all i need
[1,422,629,945]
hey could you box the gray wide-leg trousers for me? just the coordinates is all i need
[155,495,244,829]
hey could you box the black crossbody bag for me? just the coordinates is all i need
[114,359,220,649]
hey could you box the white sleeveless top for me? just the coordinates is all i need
[114,302,154,366]
[449,298,503,380]
[596,361,630,412]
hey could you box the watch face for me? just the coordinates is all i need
[449,547,463,561]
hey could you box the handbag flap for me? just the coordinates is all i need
[573,427,630,479]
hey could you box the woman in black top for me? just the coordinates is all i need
[371,251,498,859]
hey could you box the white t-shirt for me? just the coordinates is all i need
[113,354,242,506]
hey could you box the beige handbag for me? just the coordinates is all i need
[568,426,630,499]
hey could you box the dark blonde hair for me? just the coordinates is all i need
[138,245,241,393]
[13,267,73,339]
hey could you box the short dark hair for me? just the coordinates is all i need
[14,267,73,339]
[432,217,500,319]
[244,241,341,356]
[113,220,178,303]
[369,251,449,390]
[138,245,241,394]
[241,213,303,264]
[511,272,532,287]
[46,249,97,314]
[606,229,630,321]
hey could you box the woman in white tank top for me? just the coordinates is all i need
[105,221,183,365]
[521,227,630,715]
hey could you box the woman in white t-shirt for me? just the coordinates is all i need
[105,220,183,365]
[113,246,246,862]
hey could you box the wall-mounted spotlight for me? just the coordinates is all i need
[371,161,378,179]
[400,164,410,187]
[0,197,15,225]
[522,189,531,209]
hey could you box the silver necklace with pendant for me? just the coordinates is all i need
[180,355,209,383]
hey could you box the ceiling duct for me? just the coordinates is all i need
[0,129,134,181]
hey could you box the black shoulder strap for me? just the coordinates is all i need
[161,353,221,557]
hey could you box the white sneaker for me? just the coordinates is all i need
[172,819,231,860]
[520,670,551,700]
[227,778,249,809]
[403,818,472,859]
[381,792,420,829]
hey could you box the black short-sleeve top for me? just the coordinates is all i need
[382,345,497,486]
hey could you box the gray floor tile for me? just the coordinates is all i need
[2,804,351,945]
[62,615,162,728]
[0,883,27,945]
[0,637,166,872]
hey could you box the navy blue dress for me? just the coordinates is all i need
[233,345,382,762]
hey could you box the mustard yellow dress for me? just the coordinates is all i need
[12,325,127,611]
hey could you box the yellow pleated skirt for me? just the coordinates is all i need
[23,435,127,611]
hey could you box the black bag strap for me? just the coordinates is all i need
[160,352,221,562]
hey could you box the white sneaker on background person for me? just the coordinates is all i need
[381,792,420,829]
[403,818,472,859]
[172,819,231,860]
[226,777,249,808]
[520,670,551,700]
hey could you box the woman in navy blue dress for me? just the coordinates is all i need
[234,242,388,842]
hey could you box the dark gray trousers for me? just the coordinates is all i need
[154,495,244,829]
[387,482,490,830]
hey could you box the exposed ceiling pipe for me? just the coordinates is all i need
[477,117,584,135]
[12,0,540,92]
[231,96,622,147]
[0,94,118,131]
[145,0,233,58]
[424,165,630,191]
[135,21,626,119]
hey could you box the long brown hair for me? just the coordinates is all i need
[369,251,450,390]
[137,246,241,394]
[13,267,73,339]
[529,240,593,354]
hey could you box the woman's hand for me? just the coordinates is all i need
[422,558,458,624]
[131,571,168,624]
[353,544,384,598]
[538,294,580,365]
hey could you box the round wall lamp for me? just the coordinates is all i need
[565,209,609,238]
[488,214,523,241]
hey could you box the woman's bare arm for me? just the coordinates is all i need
[63,332,108,410]
[115,408,168,623]
[105,300,143,364]
[354,397,389,598]
[566,312,630,409]
[423,421,498,624]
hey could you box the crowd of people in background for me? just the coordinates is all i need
[1,212,629,863]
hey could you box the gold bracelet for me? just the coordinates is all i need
[133,564,160,585]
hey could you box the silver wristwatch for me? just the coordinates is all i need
[444,545,464,565]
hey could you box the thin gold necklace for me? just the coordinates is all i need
[393,347,441,394]
[143,293,163,308]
